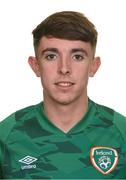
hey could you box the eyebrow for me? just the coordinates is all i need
[41,48,58,56]
[71,48,88,56]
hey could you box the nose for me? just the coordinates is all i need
[57,56,72,75]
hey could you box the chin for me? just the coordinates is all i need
[57,101,72,105]
[53,96,78,106]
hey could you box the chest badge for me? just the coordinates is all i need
[90,146,118,175]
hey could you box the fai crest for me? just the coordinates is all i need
[90,146,118,174]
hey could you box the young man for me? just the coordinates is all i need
[0,11,126,179]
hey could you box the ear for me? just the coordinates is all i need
[89,56,101,77]
[28,56,41,77]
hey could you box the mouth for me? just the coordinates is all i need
[54,81,75,88]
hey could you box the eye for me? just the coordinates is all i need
[45,54,57,61]
[73,54,85,61]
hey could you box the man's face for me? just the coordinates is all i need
[29,37,100,105]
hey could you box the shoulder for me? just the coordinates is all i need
[0,103,41,142]
[93,100,126,122]
[93,100,126,141]
[0,113,16,142]
[95,101,126,123]
[113,112,126,141]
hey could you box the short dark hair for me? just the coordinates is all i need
[32,11,98,53]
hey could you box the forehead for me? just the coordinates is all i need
[38,36,94,54]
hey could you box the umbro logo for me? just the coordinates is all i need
[19,156,37,170]
[19,156,37,165]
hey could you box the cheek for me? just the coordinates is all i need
[39,67,56,86]
[75,65,89,79]
[40,63,57,75]
[74,66,90,88]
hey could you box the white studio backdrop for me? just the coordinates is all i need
[0,0,126,121]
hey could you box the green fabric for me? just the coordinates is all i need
[0,99,126,179]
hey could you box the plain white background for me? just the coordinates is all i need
[0,0,126,121]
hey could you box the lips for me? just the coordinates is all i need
[55,81,75,87]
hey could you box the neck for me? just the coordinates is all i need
[43,96,88,133]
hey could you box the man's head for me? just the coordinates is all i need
[32,11,98,56]
[29,11,101,106]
